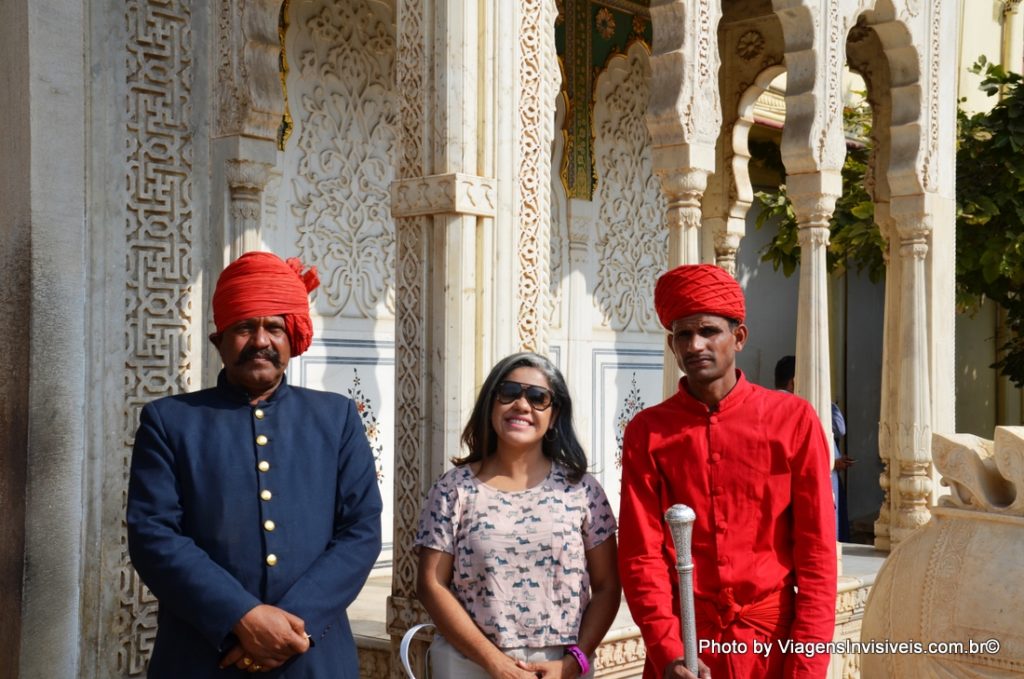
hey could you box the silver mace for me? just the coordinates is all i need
[665,504,698,674]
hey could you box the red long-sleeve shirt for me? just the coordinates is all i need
[619,372,837,679]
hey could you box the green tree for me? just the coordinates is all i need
[754,59,1024,386]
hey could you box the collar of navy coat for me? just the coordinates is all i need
[215,367,292,406]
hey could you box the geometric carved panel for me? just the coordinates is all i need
[282,0,397,319]
[121,1,195,674]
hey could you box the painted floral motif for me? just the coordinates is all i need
[615,372,646,468]
[348,369,385,483]
[631,14,646,40]
[596,7,616,40]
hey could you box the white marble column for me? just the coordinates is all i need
[388,0,558,673]
[645,0,722,398]
[388,0,488,659]
[565,198,596,454]
[657,166,713,396]
[225,158,273,258]
[213,0,285,263]
[890,207,934,545]
[4,1,87,675]
[873,205,898,551]
[789,172,841,436]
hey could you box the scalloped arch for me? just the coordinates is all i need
[857,5,924,198]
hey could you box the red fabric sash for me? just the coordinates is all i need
[695,587,793,642]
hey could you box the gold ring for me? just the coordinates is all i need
[242,657,252,667]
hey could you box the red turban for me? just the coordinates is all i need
[654,264,745,329]
[212,252,321,356]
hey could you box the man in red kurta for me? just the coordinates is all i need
[619,264,837,679]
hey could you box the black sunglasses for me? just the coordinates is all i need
[494,381,556,411]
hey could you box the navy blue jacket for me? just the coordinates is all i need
[127,371,383,678]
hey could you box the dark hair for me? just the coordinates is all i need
[456,352,589,483]
[774,354,796,390]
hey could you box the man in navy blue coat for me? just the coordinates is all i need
[128,252,383,678]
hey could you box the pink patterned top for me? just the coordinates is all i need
[415,463,616,648]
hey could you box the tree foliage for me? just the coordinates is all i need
[754,103,887,283]
[753,59,1024,386]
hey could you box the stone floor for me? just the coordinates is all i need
[353,543,889,677]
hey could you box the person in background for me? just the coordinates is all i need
[415,352,620,678]
[619,265,837,679]
[128,251,383,678]
[774,355,853,541]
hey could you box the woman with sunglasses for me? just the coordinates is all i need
[415,352,620,678]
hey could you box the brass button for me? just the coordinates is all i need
[260,489,272,501]
[264,520,276,532]
[256,434,268,446]
[258,460,270,472]
[266,553,278,566]
[254,408,265,419]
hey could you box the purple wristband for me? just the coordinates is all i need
[565,645,589,675]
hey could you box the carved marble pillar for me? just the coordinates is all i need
[225,159,273,258]
[789,172,840,437]
[514,0,560,353]
[874,205,898,551]
[713,228,744,277]
[657,168,711,396]
[388,0,543,674]
[645,0,722,397]
[660,170,710,267]
[566,199,596,453]
[889,206,934,546]
[696,173,741,274]
[213,0,286,262]
[1002,0,1023,75]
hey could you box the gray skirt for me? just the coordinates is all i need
[428,635,595,678]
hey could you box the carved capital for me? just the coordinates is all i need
[788,171,840,228]
[895,218,932,245]
[797,225,830,248]
[713,231,742,276]
[657,169,708,209]
[898,239,929,261]
[225,159,273,195]
[390,173,497,218]
[215,0,286,140]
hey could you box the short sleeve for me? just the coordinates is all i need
[580,474,617,551]
[413,470,460,555]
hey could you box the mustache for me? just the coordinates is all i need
[236,346,281,367]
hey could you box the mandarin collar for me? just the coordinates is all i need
[215,369,291,405]
[674,369,751,415]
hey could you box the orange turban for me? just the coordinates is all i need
[212,252,321,356]
[654,264,745,329]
